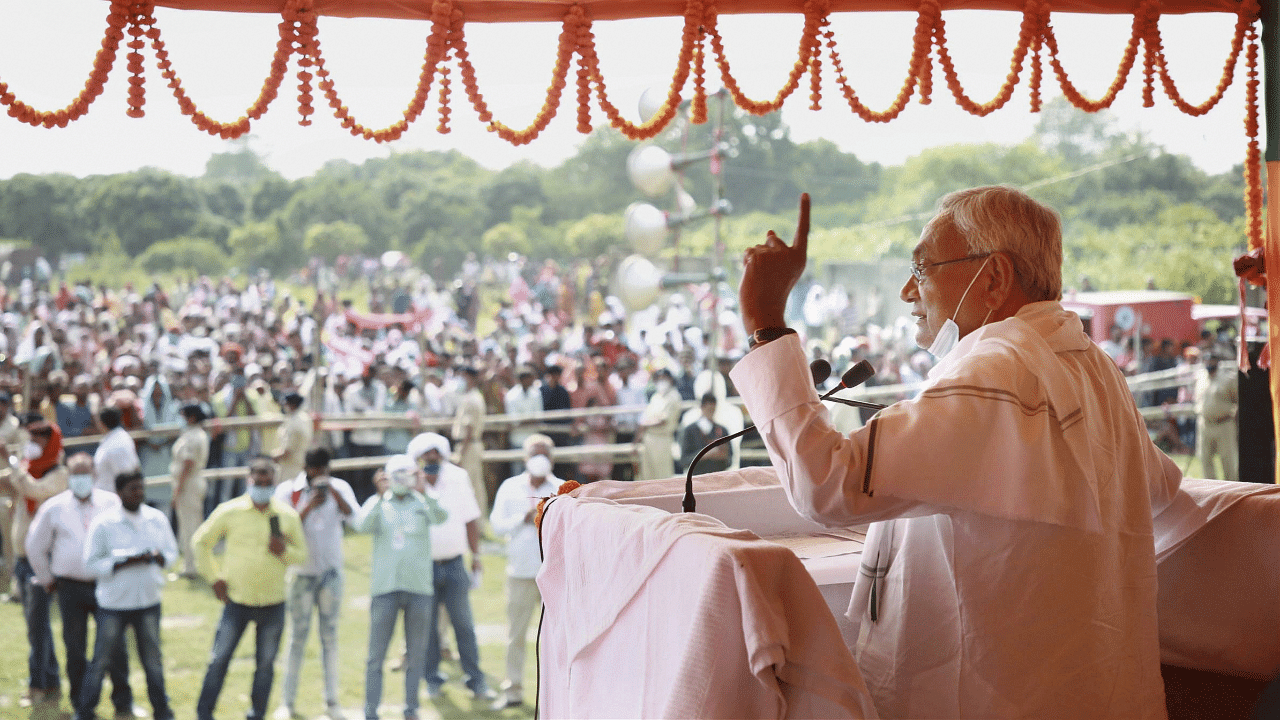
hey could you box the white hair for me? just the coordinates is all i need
[930,186,1063,302]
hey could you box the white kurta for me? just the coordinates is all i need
[730,301,1179,720]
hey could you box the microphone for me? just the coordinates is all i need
[681,358,878,513]
[810,358,832,387]
[820,360,885,411]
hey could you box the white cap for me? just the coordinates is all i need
[407,432,451,460]
[384,454,419,486]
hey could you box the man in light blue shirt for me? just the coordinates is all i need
[356,455,447,720]
[78,470,178,720]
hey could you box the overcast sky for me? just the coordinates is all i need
[0,2,1254,179]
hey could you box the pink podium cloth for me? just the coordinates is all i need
[536,495,877,719]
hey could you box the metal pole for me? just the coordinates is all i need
[708,89,729,364]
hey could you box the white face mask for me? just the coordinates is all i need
[655,379,673,393]
[525,454,552,478]
[23,441,42,460]
[926,256,993,360]
[68,473,94,499]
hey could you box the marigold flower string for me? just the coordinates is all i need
[0,0,127,127]
[1149,0,1252,117]
[1243,22,1262,251]
[934,1,1042,117]
[824,1,935,123]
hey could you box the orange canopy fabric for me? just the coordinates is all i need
[150,0,1250,23]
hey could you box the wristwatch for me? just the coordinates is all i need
[747,326,797,350]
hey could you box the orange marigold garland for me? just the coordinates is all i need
[486,4,578,145]
[124,2,152,119]
[1148,0,1253,117]
[535,480,581,531]
[1243,21,1263,251]
[708,0,825,115]
[575,15,594,134]
[933,0,1043,117]
[583,0,701,140]
[1044,0,1148,112]
[691,27,709,124]
[438,51,453,134]
[0,0,126,127]
[143,4,292,138]
[823,0,936,123]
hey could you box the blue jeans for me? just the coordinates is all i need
[77,604,172,720]
[15,557,60,692]
[281,570,343,710]
[57,578,132,715]
[425,556,489,694]
[197,601,285,720]
[365,591,431,720]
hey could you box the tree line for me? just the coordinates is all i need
[0,98,1249,303]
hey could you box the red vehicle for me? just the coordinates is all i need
[1061,290,1201,347]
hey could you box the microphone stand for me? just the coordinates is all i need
[681,360,884,513]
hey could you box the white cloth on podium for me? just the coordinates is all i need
[1154,477,1280,677]
[731,302,1178,719]
[537,495,877,719]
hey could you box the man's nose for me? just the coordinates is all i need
[900,275,918,303]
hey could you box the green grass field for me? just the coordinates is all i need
[0,533,537,720]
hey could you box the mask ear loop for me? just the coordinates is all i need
[947,255,993,326]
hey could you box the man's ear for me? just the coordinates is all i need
[985,252,1018,310]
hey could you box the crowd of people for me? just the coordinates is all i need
[0,229,1244,718]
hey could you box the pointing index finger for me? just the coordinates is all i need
[794,193,810,254]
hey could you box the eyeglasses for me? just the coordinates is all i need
[908,253,991,283]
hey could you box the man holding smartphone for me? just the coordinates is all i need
[192,457,307,720]
[273,448,356,720]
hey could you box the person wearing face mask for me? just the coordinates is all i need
[8,417,68,708]
[78,470,178,720]
[405,431,497,703]
[25,452,138,720]
[488,434,559,710]
[734,187,1180,718]
[635,368,682,481]
[273,447,357,720]
[192,458,307,720]
[355,455,448,720]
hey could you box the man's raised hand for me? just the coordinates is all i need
[739,193,810,334]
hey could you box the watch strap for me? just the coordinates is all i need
[747,327,797,349]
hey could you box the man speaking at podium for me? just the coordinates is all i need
[731,186,1180,719]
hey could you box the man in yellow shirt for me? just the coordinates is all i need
[192,457,307,720]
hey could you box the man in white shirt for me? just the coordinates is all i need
[273,448,357,720]
[502,366,542,477]
[733,188,1176,718]
[78,470,178,720]
[93,408,139,494]
[488,435,559,710]
[407,432,496,701]
[26,453,135,720]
